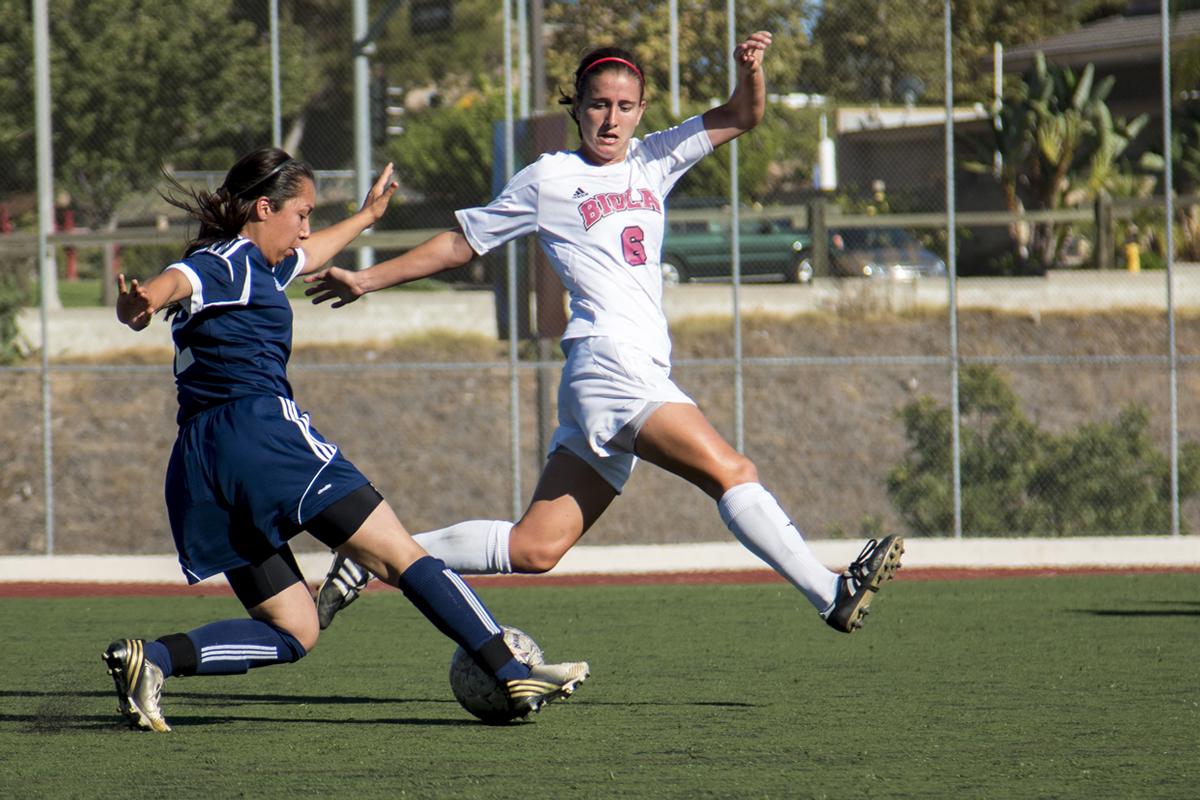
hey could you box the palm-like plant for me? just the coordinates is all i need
[966,52,1148,270]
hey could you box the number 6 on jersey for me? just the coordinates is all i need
[621,225,646,266]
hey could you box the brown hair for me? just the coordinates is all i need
[558,47,646,132]
[162,148,314,257]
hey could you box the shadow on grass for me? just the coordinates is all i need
[3,712,483,731]
[0,690,444,704]
[1071,600,1200,618]
[1,689,759,734]
[1,690,761,709]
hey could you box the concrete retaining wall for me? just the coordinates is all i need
[18,266,1200,359]
[3,536,1198,583]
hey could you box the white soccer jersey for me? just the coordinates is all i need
[455,115,712,364]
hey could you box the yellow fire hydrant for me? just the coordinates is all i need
[1124,241,1140,273]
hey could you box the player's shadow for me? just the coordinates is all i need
[1,690,761,709]
[1072,600,1200,618]
[0,689,428,705]
[0,689,482,731]
[3,712,481,731]
[581,699,760,709]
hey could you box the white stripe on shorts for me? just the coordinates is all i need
[279,397,337,461]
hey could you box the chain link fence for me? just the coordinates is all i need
[1,1,1198,556]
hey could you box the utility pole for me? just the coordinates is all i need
[353,0,409,269]
[352,0,374,269]
[531,0,546,111]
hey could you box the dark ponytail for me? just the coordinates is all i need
[161,148,315,257]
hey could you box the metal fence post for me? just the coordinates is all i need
[726,0,744,453]
[1094,191,1113,270]
[1161,1,1179,536]
[809,197,828,277]
[945,0,962,540]
[33,0,55,555]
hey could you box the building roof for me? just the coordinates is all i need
[999,10,1200,70]
[837,105,991,135]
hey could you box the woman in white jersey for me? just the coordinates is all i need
[309,32,903,634]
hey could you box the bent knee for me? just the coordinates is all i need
[295,630,318,656]
[253,613,319,655]
[718,454,759,491]
[509,537,572,574]
[279,621,318,656]
[513,548,565,574]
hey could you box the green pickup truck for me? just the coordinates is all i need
[659,217,812,286]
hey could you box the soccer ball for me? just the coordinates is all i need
[449,625,544,724]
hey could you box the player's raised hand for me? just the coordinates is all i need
[734,31,772,75]
[362,162,400,224]
[116,273,154,330]
[304,266,366,308]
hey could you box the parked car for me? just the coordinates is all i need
[799,228,947,280]
[659,217,812,286]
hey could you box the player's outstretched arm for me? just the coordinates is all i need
[304,229,477,308]
[300,163,399,273]
[116,270,192,331]
[702,30,772,149]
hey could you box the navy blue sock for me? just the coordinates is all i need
[143,640,173,675]
[398,556,529,681]
[171,619,308,676]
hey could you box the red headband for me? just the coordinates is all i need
[581,56,643,81]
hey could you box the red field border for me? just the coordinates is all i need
[3,564,1199,598]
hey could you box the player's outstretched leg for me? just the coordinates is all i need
[316,552,370,629]
[101,639,171,733]
[821,535,905,633]
[505,660,590,717]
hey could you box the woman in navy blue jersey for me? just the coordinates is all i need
[106,148,586,732]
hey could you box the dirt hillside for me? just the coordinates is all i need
[4,307,1199,556]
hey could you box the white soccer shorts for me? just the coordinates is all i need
[548,335,695,492]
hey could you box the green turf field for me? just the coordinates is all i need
[1,574,1197,798]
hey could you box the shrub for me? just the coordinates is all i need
[0,258,31,364]
[887,364,1200,536]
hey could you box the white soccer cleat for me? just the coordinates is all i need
[101,638,171,733]
[504,660,590,717]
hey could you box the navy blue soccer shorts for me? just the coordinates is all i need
[165,395,371,584]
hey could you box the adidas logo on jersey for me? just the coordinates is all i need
[572,187,587,199]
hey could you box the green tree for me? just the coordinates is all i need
[888,365,1045,535]
[231,0,350,165]
[888,364,1200,536]
[544,1,820,201]
[385,13,822,208]
[642,101,819,201]
[0,258,30,364]
[544,0,817,107]
[0,6,34,199]
[806,0,1124,104]
[1031,407,1200,536]
[384,90,504,207]
[372,0,507,100]
[806,0,943,103]
[45,0,317,230]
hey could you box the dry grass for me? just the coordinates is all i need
[5,308,1200,555]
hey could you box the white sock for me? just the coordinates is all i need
[413,520,513,574]
[718,482,839,611]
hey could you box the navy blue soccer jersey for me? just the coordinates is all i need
[166,238,305,423]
